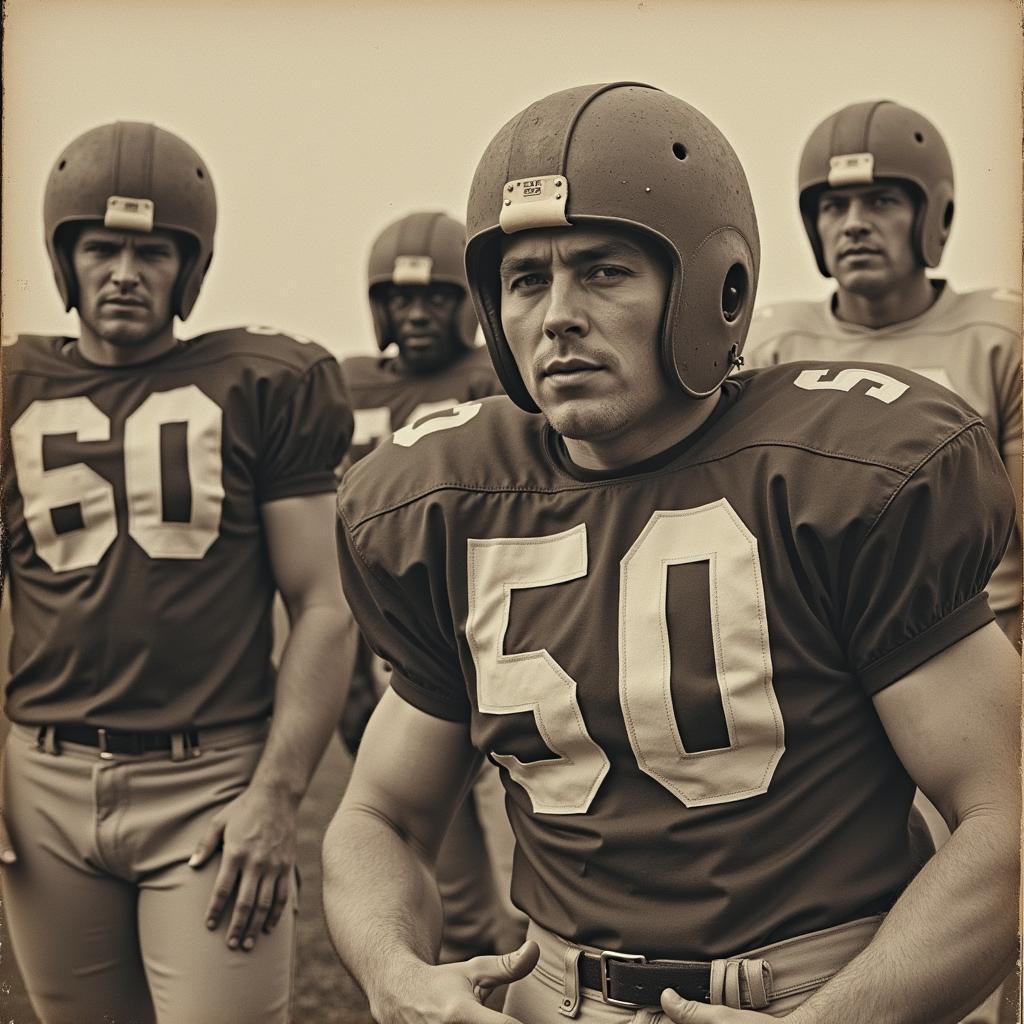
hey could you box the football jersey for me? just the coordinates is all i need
[337,363,1014,959]
[342,345,502,463]
[744,283,1022,616]
[2,327,353,731]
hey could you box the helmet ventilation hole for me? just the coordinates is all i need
[721,263,748,323]
[914,131,924,143]
[195,167,204,178]
[58,160,67,171]
[672,142,687,160]
[942,200,954,229]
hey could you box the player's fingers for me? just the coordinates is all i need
[660,989,761,1022]
[243,873,278,947]
[203,852,241,929]
[262,870,290,933]
[188,816,225,869]
[0,813,17,864]
[466,940,540,996]
[225,867,261,951]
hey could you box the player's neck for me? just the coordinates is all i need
[563,389,722,472]
[833,275,938,330]
[75,322,179,366]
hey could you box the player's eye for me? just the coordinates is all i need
[509,273,547,292]
[589,265,628,282]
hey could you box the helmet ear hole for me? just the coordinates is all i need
[721,263,748,323]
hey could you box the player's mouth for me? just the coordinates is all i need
[401,334,440,350]
[540,357,604,386]
[838,246,882,261]
[101,296,148,309]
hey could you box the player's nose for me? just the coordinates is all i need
[110,247,141,287]
[542,276,587,340]
[840,198,871,235]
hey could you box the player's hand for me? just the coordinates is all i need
[371,940,539,1024]
[660,990,783,1021]
[189,784,298,951]
[0,811,16,865]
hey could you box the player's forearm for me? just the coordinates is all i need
[249,603,357,805]
[322,799,444,1014]
[788,809,1019,1024]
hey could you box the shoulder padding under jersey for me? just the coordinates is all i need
[720,361,984,472]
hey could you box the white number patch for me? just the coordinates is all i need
[466,500,784,814]
[794,367,908,404]
[393,402,482,448]
[10,388,225,572]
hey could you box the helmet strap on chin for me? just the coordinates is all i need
[728,345,744,369]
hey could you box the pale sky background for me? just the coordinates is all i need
[3,0,1021,361]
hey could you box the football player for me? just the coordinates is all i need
[744,100,1022,650]
[322,83,1020,1024]
[0,121,356,1023]
[339,210,524,964]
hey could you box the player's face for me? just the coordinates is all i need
[816,183,921,297]
[72,226,181,357]
[386,283,463,372]
[499,224,679,464]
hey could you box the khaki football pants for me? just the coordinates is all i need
[1,722,296,1024]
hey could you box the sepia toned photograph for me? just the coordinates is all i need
[1,1,1021,1022]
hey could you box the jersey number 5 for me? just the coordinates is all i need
[466,500,784,814]
[11,387,224,572]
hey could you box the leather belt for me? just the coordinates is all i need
[577,949,713,1008]
[42,724,200,758]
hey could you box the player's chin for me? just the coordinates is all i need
[539,394,624,442]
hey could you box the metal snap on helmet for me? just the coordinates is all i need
[464,82,760,411]
[367,211,477,351]
[798,100,954,276]
[44,121,217,319]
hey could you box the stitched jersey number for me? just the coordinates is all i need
[10,385,224,572]
[466,500,783,814]
[353,400,461,449]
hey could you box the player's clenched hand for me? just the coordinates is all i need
[189,784,298,951]
[660,990,784,1022]
[0,811,17,865]
[371,941,539,1024]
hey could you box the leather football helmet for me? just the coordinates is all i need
[464,82,760,411]
[44,121,216,319]
[367,211,477,350]
[798,100,954,276]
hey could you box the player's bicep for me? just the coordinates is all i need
[872,621,1021,831]
[262,492,347,617]
[344,688,481,861]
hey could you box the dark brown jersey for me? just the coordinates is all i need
[2,327,352,731]
[341,345,502,463]
[337,362,1014,959]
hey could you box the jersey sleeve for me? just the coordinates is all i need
[842,421,1016,693]
[257,356,354,502]
[336,493,471,722]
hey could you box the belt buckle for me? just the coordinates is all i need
[598,950,647,1008]
[96,728,115,760]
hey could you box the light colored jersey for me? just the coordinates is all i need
[745,284,1022,617]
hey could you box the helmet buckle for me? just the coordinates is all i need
[499,175,570,234]
[827,152,875,188]
[392,255,433,285]
[104,196,155,232]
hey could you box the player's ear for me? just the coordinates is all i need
[937,199,954,248]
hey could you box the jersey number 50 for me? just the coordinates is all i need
[466,502,784,814]
[11,387,224,572]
